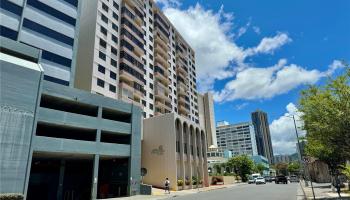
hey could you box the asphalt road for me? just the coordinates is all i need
[167,182,299,200]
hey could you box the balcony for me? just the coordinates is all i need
[119,81,144,100]
[155,100,172,116]
[155,53,169,69]
[155,35,169,52]
[177,71,188,83]
[155,71,170,86]
[154,44,169,61]
[155,80,170,94]
[176,65,188,76]
[177,84,187,96]
[119,69,144,86]
[178,104,190,116]
[121,35,145,57]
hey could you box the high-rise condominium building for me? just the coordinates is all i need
[0,0,81,86]
[251,110,274,164]
[75,0,199,123]
[216,122,258,156]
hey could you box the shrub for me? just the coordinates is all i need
[185,179,191,185]
[199,179,203,185]
[192,176,198,185]
[0,193,24,200]
[177,179,184,186]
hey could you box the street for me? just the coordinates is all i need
[167,183,299,200]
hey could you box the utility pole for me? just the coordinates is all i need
[292,115,315,200]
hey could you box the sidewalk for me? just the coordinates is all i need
[300,181,350,199]
[107,183,246,200]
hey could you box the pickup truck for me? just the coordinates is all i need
[275,175,288,184]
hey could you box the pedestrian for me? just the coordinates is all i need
[335,176,341,197]
[164,178,170,194]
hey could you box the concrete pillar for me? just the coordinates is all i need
[188,128,193,188]
[178,120,185,189]
[129,105,142,195]
[91,155,99,200]
[57,160,66,200]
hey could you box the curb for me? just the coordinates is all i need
[299,182,307,200]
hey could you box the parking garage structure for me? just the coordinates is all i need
[24,81,142,199]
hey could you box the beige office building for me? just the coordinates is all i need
[198,92,217,148]
[75,0,200,123]
[142,113,209,190]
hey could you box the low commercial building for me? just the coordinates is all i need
[0,38,142,199]
[251,155,270,176]
[141,113,209,190]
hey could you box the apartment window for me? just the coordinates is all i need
[99,39,107,48]
[149,9,153,16]
[149,54,153,60]
[112,34,118,44]
[149,73,153,79]
[97,78,104,87]
[111,47,118,56]
[149,93,153,99]
[102,3,108,12]
[149,64,154,70]
[149,103,153,110]
[113,12,119,21]
[109,84,116,93]
[100,26,107,36]
[142,100,146,107]
[149,18,153,24]
[149,35,153,42]
[149,83,153,89]
[99,51,106,61]
[101,14,108,24]
[110,71,116,80]
[112,23,118,32]
[113,1,119,10]
[149,27,153,33]
[143,112,146,118]
[149,44,153,51]
[98,64,105,74]
[111,59,117,67]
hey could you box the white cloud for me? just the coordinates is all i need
[253,26,261,35]
[245,33,292,56]
[234,102,249,110]
[162,4,292,92]
[213,59,324,102]
[326,59,346,75]
[270,103,306,155]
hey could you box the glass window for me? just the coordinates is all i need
[109,84,116,92]
[99,51,106,61]
[100,26,107,35]
[110,71,116,80]
[98,64,105,74]
[113,12,119,21]
[102,3,108,12]
[113,1,119,10]
[99,38,107,48]
[111,47,118,56]
[101,14,108,24]
[111,58,117,67]
[97,78,104,87]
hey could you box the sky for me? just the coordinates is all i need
[155,0,350,155]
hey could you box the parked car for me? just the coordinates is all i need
[248,176,255,184]
[290,175,299,183]
[255,177,266,184]
[264,176,272,182]
[271,176,276,181]
[275,175,288,184]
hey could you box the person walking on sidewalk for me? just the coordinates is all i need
[164,178,170,194]
[335,176,342,197]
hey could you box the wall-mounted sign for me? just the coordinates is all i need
[151,145,165,155]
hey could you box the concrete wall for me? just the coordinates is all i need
[141,114,177,189]
[0,43,43,194]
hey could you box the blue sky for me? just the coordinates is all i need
[156,0,350,154]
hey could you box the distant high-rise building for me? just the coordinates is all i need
[251,110,274,164]
[216,122,258,156]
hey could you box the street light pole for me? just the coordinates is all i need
[291,115,315,200]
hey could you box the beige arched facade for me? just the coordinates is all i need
[142,113,209,190]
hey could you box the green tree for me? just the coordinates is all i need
[228,155,254,182]
[287,162,300,174]
[341,163,350,190]
[213,163,222,175]
[299,65,350,174]
[254,163,265,175]
[275,162,288,176]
